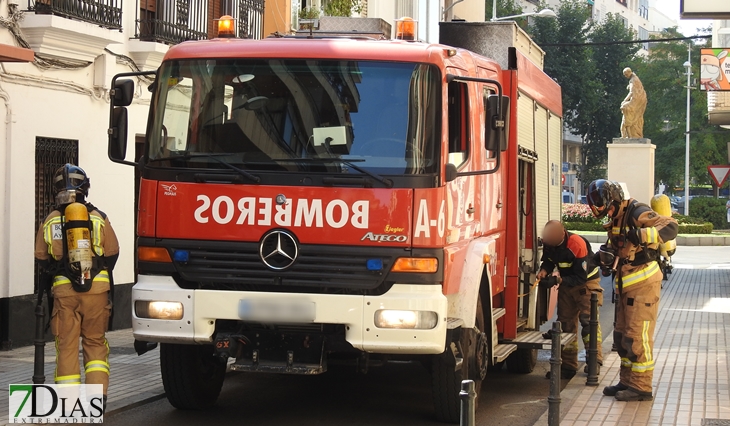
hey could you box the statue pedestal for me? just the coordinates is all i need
[607,138,655,204]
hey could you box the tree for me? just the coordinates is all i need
[632,29,730,195]
[323,0,363,17]
[581,14,639,183]
[529,0,600,161]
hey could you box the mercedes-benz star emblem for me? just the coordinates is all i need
[259,230,298,270]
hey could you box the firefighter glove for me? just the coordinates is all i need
[539,276,559,289]
[626,228,642,246]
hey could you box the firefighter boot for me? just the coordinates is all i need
[602,382,628,396]
[615,388,653,402]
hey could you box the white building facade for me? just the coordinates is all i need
[0,0,264,349]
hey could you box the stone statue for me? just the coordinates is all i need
[620,67,647,138]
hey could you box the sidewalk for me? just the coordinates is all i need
[538,267,730,426]
[0,328,164,425]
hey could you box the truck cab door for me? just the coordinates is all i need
[441,69,480,292]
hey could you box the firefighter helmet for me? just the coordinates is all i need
[53,164,90,199]
[586,179,623,218]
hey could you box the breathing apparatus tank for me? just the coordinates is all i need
[65,202,93,289]
[650,194,676,257]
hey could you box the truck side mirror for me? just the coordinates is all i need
[485,94,509,152]
[109,107,128,162]
[113,79,135,107]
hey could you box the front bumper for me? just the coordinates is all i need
[132,275,447,354]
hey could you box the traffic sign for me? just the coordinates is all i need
[561,174,566,185]
[707,165,730,187]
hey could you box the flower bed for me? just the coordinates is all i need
[561,203,714,234]
[562,203,595,223]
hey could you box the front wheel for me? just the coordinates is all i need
[431,296,487,423]
[160,343,226,410]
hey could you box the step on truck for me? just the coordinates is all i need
[108,19,571,423]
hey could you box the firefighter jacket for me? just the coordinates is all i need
[540,231,599,288]
[34,206,120,298]
[605,198,678,289]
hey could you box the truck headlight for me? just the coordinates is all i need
[135,300,184,320]
[374,310,438,329]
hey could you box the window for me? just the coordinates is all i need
[396,0,416,19]
[638,26,649,50]
[34,137,78,294]
[149,60,441,176]
[447,81,469,167]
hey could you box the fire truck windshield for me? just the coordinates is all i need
[147,59,440,176]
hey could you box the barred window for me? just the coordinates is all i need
[34,137,78,293]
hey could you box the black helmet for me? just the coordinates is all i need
[586,179,623,218]
[53,164,90,197]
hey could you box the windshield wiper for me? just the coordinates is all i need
[272,158,393,188]
[147,153,260,183]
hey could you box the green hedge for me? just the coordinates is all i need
[672,213,705,225]
[677,223,713,234]
[564,221,713,234]
[688,198,727,229]
[564,222,605,232]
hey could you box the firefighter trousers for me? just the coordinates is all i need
[51,291,111,394]
[614,266,661,395]
[557,277,603,372]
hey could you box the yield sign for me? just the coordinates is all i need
[707,165,730,187]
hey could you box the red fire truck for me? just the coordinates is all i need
[108,19,567,423]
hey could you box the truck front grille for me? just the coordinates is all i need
[163,240,403,295]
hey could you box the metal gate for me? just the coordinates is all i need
[235,0,263,39]
[34,137,79,293]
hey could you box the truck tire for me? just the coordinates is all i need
[431,296,487,423]
[160,343,226,410]
[506,347,537,374]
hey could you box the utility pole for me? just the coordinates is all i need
[683,43,692,216]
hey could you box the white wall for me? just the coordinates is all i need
[0,0,154,299]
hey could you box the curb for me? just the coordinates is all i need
[533,368,593,426]
[533,337,614,426]
[574,232,730,246]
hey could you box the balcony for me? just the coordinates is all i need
[21,0,125,63]
[27,0,122,30]
[133,0,264,46]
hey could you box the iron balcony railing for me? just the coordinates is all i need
[28,0,123,30]
[135,0,263,46]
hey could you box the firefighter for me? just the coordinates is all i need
[34,164,119,408]
[538,220,603,380]
[587,179,677,402]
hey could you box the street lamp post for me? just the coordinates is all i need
[491,8,557,21]
[684,44,692,216]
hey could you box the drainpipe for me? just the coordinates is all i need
[0,86,11,349]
